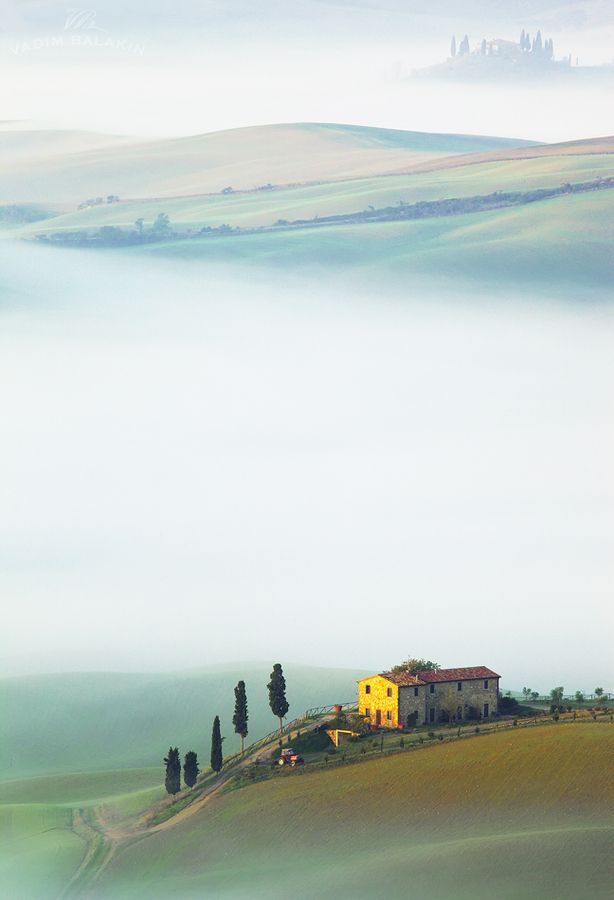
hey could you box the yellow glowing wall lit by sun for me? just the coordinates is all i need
[358,675,399,728]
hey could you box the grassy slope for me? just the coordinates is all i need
[0,803,84,900]
[0,768,167,900]
[12,151,614,237]
[0,122,534,204]
[0,664,366,781]
[93,724,614,899]
[130,190,614,291]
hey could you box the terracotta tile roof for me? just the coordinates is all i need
[361,666,500,687]
[379,671,424,686]
[414,666,500,684]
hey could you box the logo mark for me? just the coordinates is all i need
[64,9,105,32]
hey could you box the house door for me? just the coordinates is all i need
[375,709,382,726]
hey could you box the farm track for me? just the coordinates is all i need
[62,713,335,894]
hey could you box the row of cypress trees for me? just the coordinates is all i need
[163,664,289,795]
[163,747,200,794]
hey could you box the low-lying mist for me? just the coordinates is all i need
[1,243,612,689]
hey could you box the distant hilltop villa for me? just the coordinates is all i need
[358,666,500,729]
[409,28,604,81]
[449,29,568,66]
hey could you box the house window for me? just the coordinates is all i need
[483,703,489,718]
[386,710,392,721]
[430,684,435,694]
[429,708,435,723]
[365,684,371,694]
[457,681,462,691]
[387,687,392,697]
[484,680,489,689]
[414,687,419,697]
[365,707,370,717]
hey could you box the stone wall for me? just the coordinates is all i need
[398,684,427,727]
[424,677,499,724]
[358,675,399,728]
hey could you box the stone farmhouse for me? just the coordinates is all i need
[358,666,500,729]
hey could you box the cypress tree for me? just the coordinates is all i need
[268,663,290,737]
[450,36,456,59]
[233,680,249,755]
[520,29,526,49]
[210,715,223,773]
[535,30,543,55]
[164,747,181,795]
[481,38,486,56]
[183,750,199,788]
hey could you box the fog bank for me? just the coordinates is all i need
[1,244,612,689]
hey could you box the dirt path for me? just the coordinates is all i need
[63,714,334,894]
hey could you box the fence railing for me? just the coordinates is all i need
[304,702,358,718]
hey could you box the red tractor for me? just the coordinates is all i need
[277,748,304,767]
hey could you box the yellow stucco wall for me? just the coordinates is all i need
[358,675,399,728]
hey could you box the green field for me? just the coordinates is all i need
[1,715,612,898]
[121,189,614,293]
[89,724,614,899]
[9,148,614,238]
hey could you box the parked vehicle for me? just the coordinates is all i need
[278,748,304,767]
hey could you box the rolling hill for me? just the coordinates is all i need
[0,664,366,781]
[0,122,536,205]
[3,723,610,899]
[3,125,614,294]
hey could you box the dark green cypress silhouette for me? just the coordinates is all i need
[164,747,181,795]
[183,750,199,788]
[268,663,290,737]
[233,680,249,755]
[210,716,223,773]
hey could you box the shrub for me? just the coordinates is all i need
[399,737,405,748]
[419,737,424,744]
[438,735,444,741]
[499,695,520,715]
[290,730,331,754]
[474,726,480,734]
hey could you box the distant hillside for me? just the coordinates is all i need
[0,664,366,781]
[0,122,536,204]
[0,126,135,164]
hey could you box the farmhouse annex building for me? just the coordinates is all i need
[358,667,500,729]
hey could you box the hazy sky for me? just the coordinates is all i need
[1,0,614,140]
[1,245,612,688]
